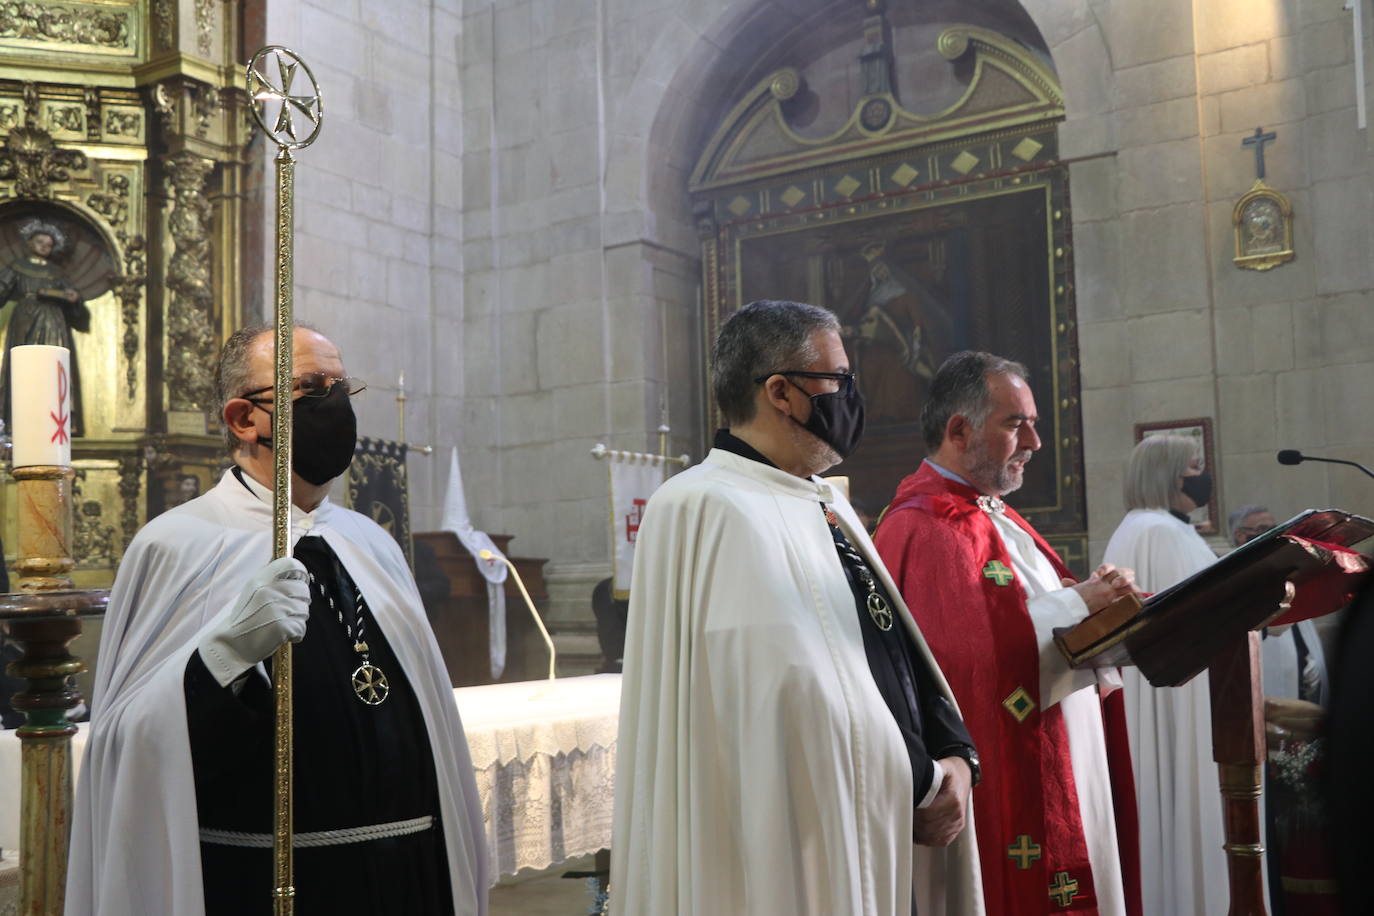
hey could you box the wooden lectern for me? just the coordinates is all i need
[1056,509,1374,916]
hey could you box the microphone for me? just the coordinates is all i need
[1276,449,1374,480]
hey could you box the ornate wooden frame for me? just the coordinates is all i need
[691,25,1087,558]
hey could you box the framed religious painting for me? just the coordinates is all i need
[1133,417,1218,535]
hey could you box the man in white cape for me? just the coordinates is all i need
[1102,434,1224,916]
[66,325,487,915]
[611,300,983,916]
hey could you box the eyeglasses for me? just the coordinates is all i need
[242,373,367,403]
[753,370,857,396]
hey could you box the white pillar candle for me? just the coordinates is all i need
[11,344,73,468]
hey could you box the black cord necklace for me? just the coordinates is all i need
[822,503,894,631]
[308,570,390,705]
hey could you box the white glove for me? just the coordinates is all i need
[198,557,310,688]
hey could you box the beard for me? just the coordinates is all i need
[967,437,1032,496]
[788,419,843,477]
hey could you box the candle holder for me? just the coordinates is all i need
[2,463,108,916]
[12,466,75,592]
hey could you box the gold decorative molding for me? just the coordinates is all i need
[164,150,217,412]
[194,0,215,57]
[0,1,137,55]
[690,25,1064,192]
[151,0,175,51]
[116,452,141,551]
[86,168,147,397]
[0,124,88,198]
[72,469,116,566]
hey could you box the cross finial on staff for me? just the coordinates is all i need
[1242,126,1277,180]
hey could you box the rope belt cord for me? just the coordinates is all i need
[200,815,435,849]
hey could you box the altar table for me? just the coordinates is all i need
[0,674,621,885]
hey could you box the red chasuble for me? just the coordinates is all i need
[874,464,1141,916]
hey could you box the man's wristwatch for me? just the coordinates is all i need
[943,745,981,787]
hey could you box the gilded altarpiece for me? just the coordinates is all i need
[692,26,1090,568]
[0,0,255,588]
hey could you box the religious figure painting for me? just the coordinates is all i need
[0,206,115,439]
[737,184,1063,523]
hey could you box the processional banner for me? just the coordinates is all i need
[345,437,412,566]
[608,457,667,600]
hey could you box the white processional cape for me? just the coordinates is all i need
[440,447,509,678]
[1103,508,1227,916]
[66,471,489,916]
[611,449,983,916]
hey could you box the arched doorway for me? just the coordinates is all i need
[684,4,1088,567]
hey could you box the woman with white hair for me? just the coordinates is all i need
[1102,434,1225,916]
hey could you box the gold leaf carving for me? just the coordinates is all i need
[0,3,132,50]
[195,0,214,56]
[0,125,88,198]
[164,151,217,411]
[104,109,140,137]
[47,105,84,135]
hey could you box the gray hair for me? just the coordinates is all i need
[1123,434,1199,510]
[1228,504,1270,544]
[19,218,67,254]
[711,300,840,426]
[920,350,1029,450]
[215,323,273,452]
[215,322,329,452]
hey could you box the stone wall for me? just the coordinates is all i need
[1024,0,1374,559]
[260,0,464,535]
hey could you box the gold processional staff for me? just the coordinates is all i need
[245,45,324,915]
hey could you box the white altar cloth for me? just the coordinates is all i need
[456,674,620,882]
[0,674,620,882]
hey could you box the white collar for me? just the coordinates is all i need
[705,448,841,503]
[228,466,325,531]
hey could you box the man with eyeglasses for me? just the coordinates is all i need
[612,300,982,916]
[68,325,488,916]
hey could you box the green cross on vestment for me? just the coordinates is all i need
[983,560,1015,586]
[1048,871,1080,906]
[1007,834,1042,870]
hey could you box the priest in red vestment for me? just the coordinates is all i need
[873,351,1142,916]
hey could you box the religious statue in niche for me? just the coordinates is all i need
[1233,181,1294,271]
[0,209,112,438]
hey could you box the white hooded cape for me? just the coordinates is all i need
[610,449,983,916]
[1103,508,1225,916]
[65,470,488,916]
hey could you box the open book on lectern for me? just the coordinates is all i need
[1054,508,1374,688]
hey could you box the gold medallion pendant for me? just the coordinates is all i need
[867,592,894,631]
[352,662,390,705]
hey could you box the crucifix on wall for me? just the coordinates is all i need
[1242,126,1276,180]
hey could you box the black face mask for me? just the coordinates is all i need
[789,380,866,460]
[1180,469,1212,508]
[254,382,358,486]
